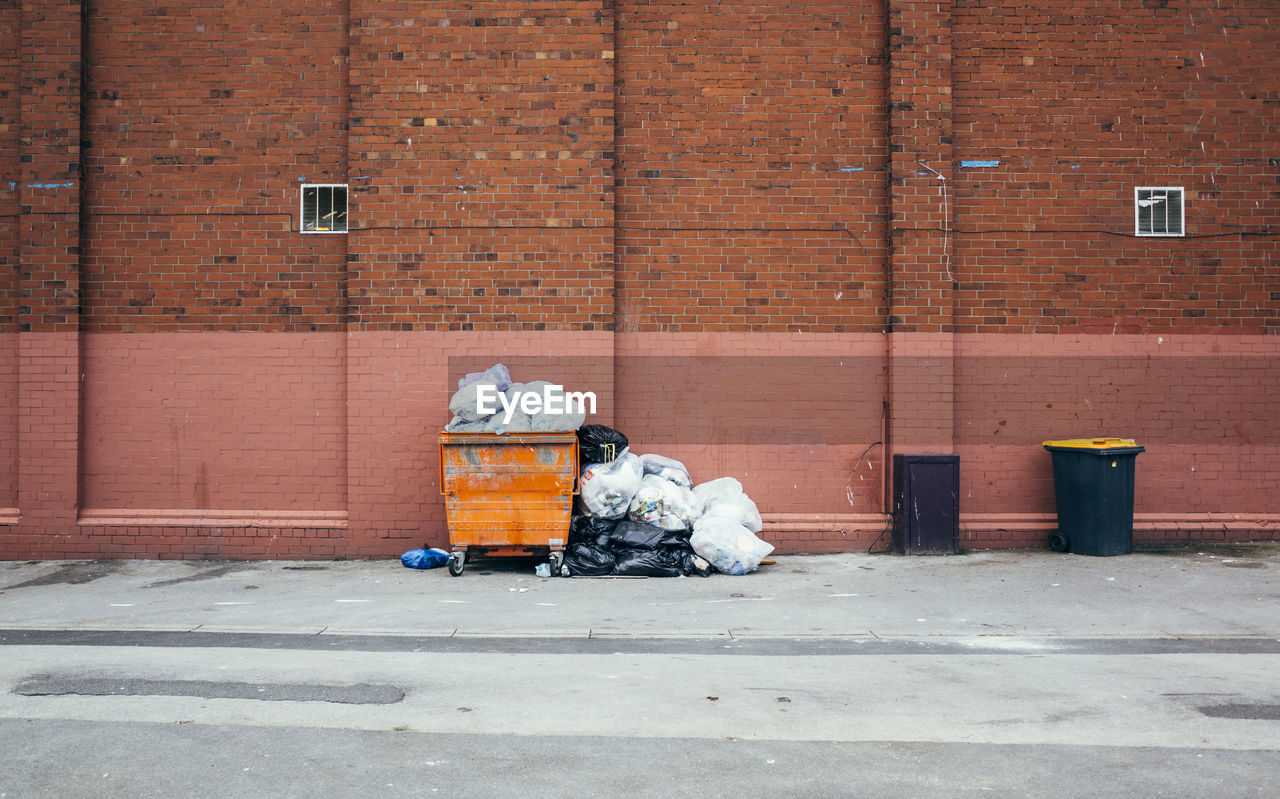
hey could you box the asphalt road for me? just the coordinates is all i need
[1,548,1277,797]
[3,633,1278,797]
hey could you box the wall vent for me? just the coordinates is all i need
[301,184,348,233]
[1135,186,1184,237]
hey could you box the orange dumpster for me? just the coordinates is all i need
[438,431,579,576]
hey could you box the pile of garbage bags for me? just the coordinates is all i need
[570,424,774,577]
[437,364,774,578]
[445,363,587,433]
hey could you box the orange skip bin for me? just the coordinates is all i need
[438,432,579,576]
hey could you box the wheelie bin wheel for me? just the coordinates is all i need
[1048,531,1070,553]
[548,550,567,577]
[448,551,466,576]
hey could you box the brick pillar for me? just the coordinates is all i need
[887,0,954,457]
[343,3,617,552]
[15,1,83,553]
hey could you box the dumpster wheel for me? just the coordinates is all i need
[448,551,466,576]
[549,550,568,578]
[1048,531,1070,553]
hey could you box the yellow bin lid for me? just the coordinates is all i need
[1042,437,1141,450]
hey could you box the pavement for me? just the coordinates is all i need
[1,543,1277,642]
[1,544,1278,798]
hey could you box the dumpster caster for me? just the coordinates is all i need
[548,550,568,578]
[1048,531,1070,553]
[448,551,466,576]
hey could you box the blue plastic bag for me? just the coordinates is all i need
[401,548,451,570]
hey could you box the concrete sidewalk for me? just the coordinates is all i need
[2,543,1276,641]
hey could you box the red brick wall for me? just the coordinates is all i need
[3,1,1278,560]
[954,333,1280,548]
[79,333,347,512]
[64,526,349,561]
[615,0,887,332]
[80,0,348,331]
[12,0,82,558]
[612,331,888,516]
[0,0,18,333]
[347,228,614,330]
[0,1,17,516]
[347,1,615,331]
[955,334,1280,512]
[0,334,14,512]
[887,0,953,334]
[950,0,1280,334]
[20,0,81,333]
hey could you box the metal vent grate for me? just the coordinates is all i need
[1135,186,1184,237]
[301,184,348,233]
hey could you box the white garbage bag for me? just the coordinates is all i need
[692,477,744,511]
[690,513,774,575]
[526,379,587,432]
[504,382,526,404]
[716,493,762,533]
[579,451,643,519]
[448,381,500,422]
[637,453,693,489]
[499,381,587,432]
[444,415,492,433]
[627,474,699,531]
[448,371,591,434]
[497,412,536,433]
[692,477,762,533]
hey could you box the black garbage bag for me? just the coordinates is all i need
[565,513,704,578]
[611,546,686,578]
[569,514,617,545]
[679,548,714,577]
[577,424,629,465]
[609,519,689,551]
[565,540,616,576]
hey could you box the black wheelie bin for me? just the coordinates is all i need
[1042,437,1145,556]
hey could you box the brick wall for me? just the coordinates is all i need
[613,331,887,494]
[0,333,14,513]
[0,0,18,334]
[13,0,82,556]
[616,0,887,332]
[885,0,958,481]
[0,0,17,518]
[956,333,1280,509]
[954,332,1280,548]
[347,228,614,330]
[346,1,615,331]
[950,0,1279,334]
[943,0,1280,546]
[2,1,1278,560]
[79,333,348,512]
[81,0,348,332]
